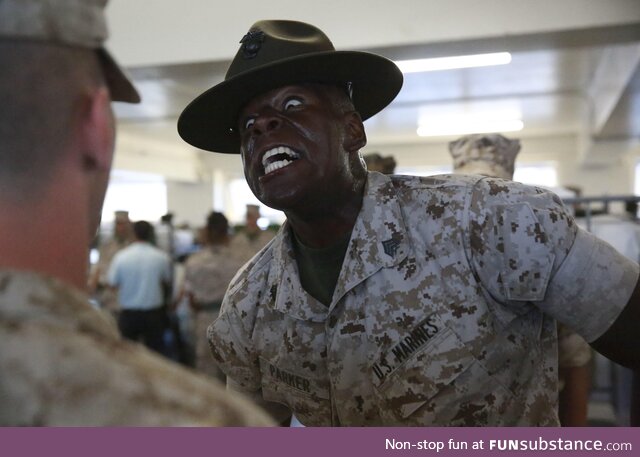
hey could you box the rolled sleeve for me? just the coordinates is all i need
[467,177,638,341]
[541,228,639,342]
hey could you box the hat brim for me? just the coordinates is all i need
[177,51,403,154]
[97,48,141,103]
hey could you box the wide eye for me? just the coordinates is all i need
[244,117,255,130]
[284,97,302,110]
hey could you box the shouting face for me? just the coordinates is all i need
[238,84,364,212]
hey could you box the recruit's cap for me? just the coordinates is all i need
[449,134,521,180]
[0,0,140,103]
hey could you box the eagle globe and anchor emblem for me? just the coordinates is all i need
[240,30,265,59]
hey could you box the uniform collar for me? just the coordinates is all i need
[332,172,409,306]
[267,172,410,320]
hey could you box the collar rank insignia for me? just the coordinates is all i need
[240,30,265,59]
[382,238,400,258]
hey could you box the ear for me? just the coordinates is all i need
[79,87,114,171]
[343,111,367,153]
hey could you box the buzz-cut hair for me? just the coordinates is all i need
[0,41,105,198]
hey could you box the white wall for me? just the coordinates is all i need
[106,0,640,67]
[113,129,639,225]
[166,180,214,227]
[370,134,639,197]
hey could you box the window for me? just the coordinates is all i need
[101,170,168,223]
[227,179,285,226]
[396,162,558,188]
[395,165,453,176]
[513,163,557,187]
[634,161,640,197]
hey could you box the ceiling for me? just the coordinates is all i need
[109,2,640,180]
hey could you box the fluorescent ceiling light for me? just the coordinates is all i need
[417,118,523,137]
[395,52,512,73]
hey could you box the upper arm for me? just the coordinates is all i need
[208,304,261,390]
[219,315,293,425]
[467,178,639,352]
[541,228,639,343]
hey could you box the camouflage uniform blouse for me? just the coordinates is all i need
[0,270,273,426]
[184,244,245,306]
[209,172,638,426]
[183,245,246,379]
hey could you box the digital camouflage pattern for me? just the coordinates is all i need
[231,229,276,264]
[448,136,593,379]
[449,134,521,180]
[0,269,274,426]
[184,244,246,379]
[184,245,245,305]
[209,172,639,426]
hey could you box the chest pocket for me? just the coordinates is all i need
[371,324,510,425]
[259,357,332,426]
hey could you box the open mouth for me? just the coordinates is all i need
[261,146,300,175]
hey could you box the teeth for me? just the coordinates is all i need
[261,146,300,174]
[264,159,293,175]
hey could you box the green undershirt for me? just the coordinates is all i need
[292,230,352,307]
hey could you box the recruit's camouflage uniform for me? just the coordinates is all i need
[231,229,275,264]
[209,172,638,426]
[0,269,273,426]
[183,245,246,379]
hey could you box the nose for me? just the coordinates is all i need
[251,109,282,136]
[242,109,282,159]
